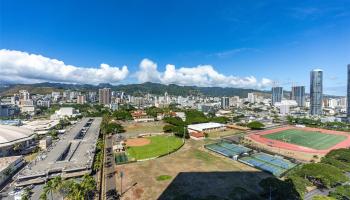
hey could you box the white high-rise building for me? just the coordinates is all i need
[247,93,255,103]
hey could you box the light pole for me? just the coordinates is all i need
[167,133,169,155]
[120,171,124,197]
[183,126,186,141]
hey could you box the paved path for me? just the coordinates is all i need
[304,188,330,200]
[103,134,118,200]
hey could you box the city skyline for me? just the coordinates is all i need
[1,1,350,200]
[1,1,350,95]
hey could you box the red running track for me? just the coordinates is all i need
[248,126,350,154]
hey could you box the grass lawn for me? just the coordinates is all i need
[116,139,270,200]
[263,129,347,150]
[207,129,242,138]
[127,135,183,160]
[24,152,38,162]
[156,175,172,181]
[123,121,165,133]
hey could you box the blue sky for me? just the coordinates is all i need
[0,0,349,95]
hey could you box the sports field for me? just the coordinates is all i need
[263,129,347,150]
[127,135,183,160]
[116,140,270,200]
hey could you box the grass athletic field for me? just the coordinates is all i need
[116,140,269,200]
[127,135,183,160]
[263,129,347,150]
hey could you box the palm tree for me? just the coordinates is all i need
[69,182,83,200]
[51,176,64,199]
[81,174,96,200]
[21,188,32,200]
[39,192,47,200]
[40,175,97,200]
[42,180,55,200]
[60,180,75,200]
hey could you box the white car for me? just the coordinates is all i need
[14,191,24,200]
[8,188,21,196]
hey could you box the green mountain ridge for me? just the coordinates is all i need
[0,82,341,98]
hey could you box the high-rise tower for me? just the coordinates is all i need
[291,86,305,107]
[310,69,323,115]
[99,88,111,105]
[347,65,350,118]
[271,87,283,106]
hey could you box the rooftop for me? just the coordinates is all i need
[0,125,34,145]
[188,122,225,131]
[16,117,102,186]
[22,119,59,131]
[0,156,23,172]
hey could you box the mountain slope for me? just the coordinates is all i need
[0,82,272,97]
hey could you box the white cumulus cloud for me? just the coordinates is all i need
[136,58,161,83]
[0,49,129,84]
[136,58,273,89]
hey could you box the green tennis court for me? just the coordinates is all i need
[262,129,347,150]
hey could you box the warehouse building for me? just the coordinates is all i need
[188,122,226,133]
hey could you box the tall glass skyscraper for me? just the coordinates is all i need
[221,97,229,109]
[347,64,350,118]
[271,87,283,106]
[291,86,305,107]
[310,69,323,115]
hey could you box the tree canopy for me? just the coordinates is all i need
[329,185,350,200]
[259,177,302,200]
[247,121,265,130]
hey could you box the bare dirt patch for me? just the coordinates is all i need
[116,139,270,200]
[125,138,151,147]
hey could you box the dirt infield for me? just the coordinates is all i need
[247,126,350,155]
[125,138,151,147]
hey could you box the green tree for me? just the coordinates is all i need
[312,196,336,200]
[80,174,96,199]
[259,177,302,200]
[21,188,32,200]
[42,180,55,200]
[321,148,350,172]
[292,163,348,188]
[112,110,132,120]
[185,110,209,124]
[329,185,350,200]
[48,129,58,140]
[210,116,230,124]
[145,106,164,118]
[247,121,265,130]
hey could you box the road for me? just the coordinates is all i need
[304,188,330,200]
[103,134,118,200]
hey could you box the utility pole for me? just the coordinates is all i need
[183,126,186,141]
[120,171,124,197]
